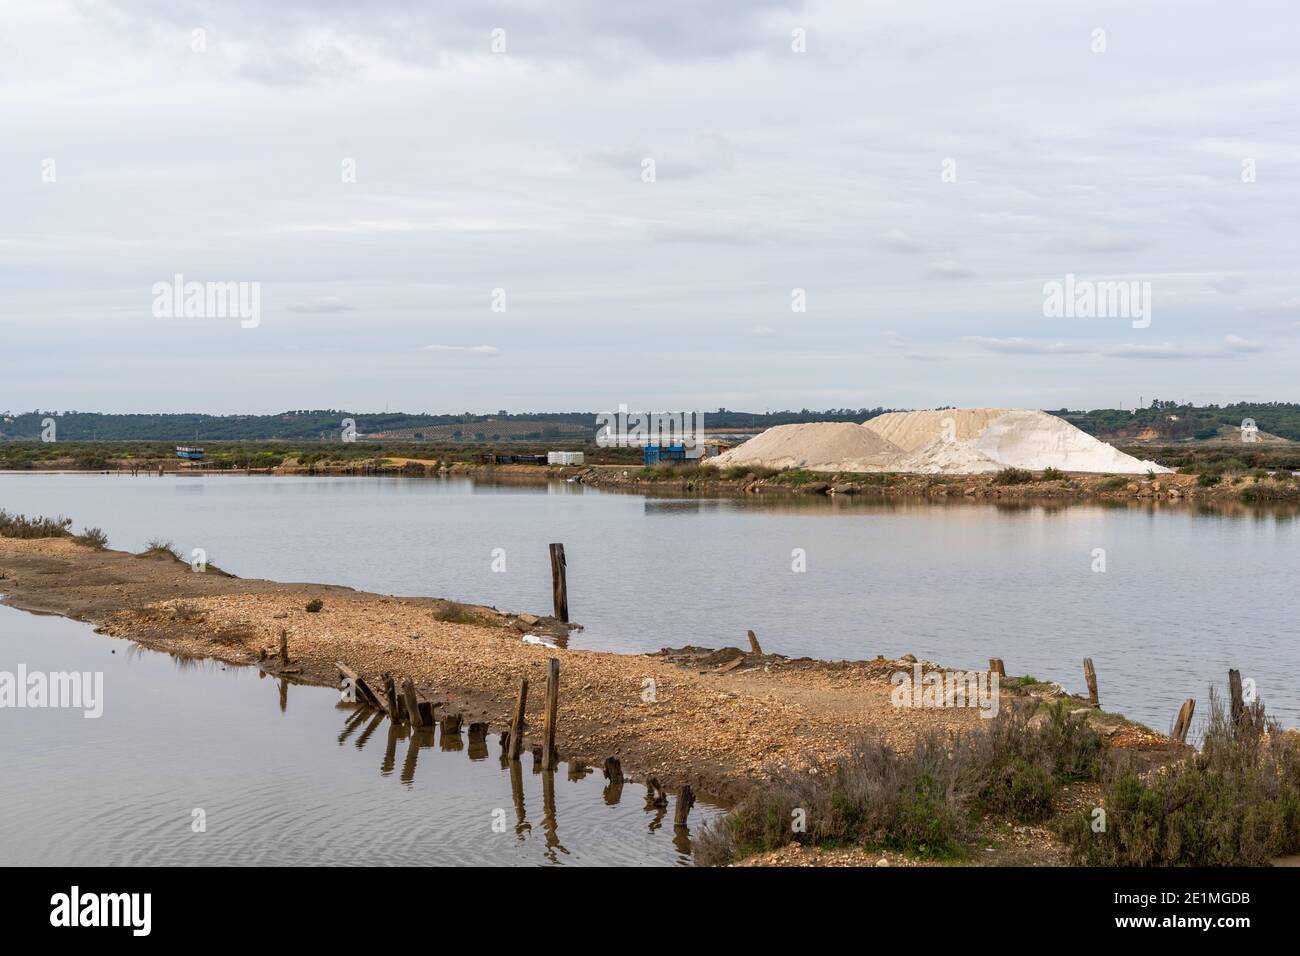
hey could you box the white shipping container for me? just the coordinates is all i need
[548,451,585,465]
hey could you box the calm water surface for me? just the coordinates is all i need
[1,472,1297,733]
[0,604,716,865]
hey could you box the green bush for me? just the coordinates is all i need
[139,538,180,559]
[72,527,108,549]
[1040,467,1065,481]
[992,468,1034,485]
[305,598,324,613]
[695,701,1106,865]
[1055,690,1300,865]
[0,511,72,538]
[1197,472,1222,487]
[1097,477,1129,492]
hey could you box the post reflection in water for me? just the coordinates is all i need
[0,602,717,866]
[327,697,704,864]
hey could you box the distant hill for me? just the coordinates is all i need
[0,408,899,442]
[3,402,1294,443]
[1057,402,1300,443]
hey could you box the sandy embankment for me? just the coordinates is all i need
[0,536,1036,801]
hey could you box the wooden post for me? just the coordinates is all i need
[988,658,1005,678]
[1172,698,1196,744]
[401,679,423,728]
[508,677,528,761]
[549,543,569,622]
[441,712,463,734]
[1083,658,1099,708]
[1228,668,1245,732]
[747,630,763,655]
[673,784,696,828]
[541,657,560,770]
[279,629,289,666]
[603,756,623,785]
[382,673,400,720]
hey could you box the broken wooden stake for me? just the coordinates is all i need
[1228,668,1246,734]
[988,658,1005,678]
[673,784,696,828]
[541,657,560,770]
[646,778,668,808]
[336,662,381,710]
[1083,658,1099,708]
[603,756,623,785]
[441,712,462,734]
[508,677,528,761]
[279,629,289,666]
[1172,698,1196,744]
[401,679,423,728]
[549,543,569,623]
[382,673,400,720]
[747,629,763,655]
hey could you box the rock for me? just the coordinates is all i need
[900,653,917,663]
[519,613,541,626]
[875,857,890,867]
[272,611,288,619]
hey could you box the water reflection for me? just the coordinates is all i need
[329,698,704,862]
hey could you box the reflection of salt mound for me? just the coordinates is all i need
[867,408,1171,475]
[707,422,902,473]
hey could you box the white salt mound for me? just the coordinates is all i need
[706,422,902,473]
[710,408,1171,476]
[867,408,1170,475]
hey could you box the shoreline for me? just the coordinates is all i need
[6,461,1299,510]
[0,535,1164,810]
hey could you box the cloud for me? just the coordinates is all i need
[924,260,975,280]
[1222,334,1265,353]
[964,336,1088,355]
[287,297,354,314]
[424,345,499,356]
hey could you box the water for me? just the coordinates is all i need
[1,472,1297,733]
[0,604,716,865]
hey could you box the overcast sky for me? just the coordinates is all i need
[2,0,1298,415]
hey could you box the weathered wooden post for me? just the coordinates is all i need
[549,543,569,622]
[673,784,696,828]
[1228,668,1245,734]
[541,657,560,770]
[602,756,623,785]
[508,677,528,761]
[988,658,1006,678]
[279,629,289,666]
[747,629,763,655]
[382,673,400,720]
[1172,698,1196,744]
[1083,658,1099,708]
[401,678,423,728]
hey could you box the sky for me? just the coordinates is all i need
[2,0,1298,415]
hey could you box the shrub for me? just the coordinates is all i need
[0,511,72,539]
[1097,477,1128,492]
[139,538,180,559]
[305,598,324,613]
[695,702,1106,864]
[694,732,970,866]
[1040,467,1065,481]
[1197,472,1222,487]
[992,468,1033,485]
[1055,691,1300,865]
[72,527,109,549]
[965,702,1105,821]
